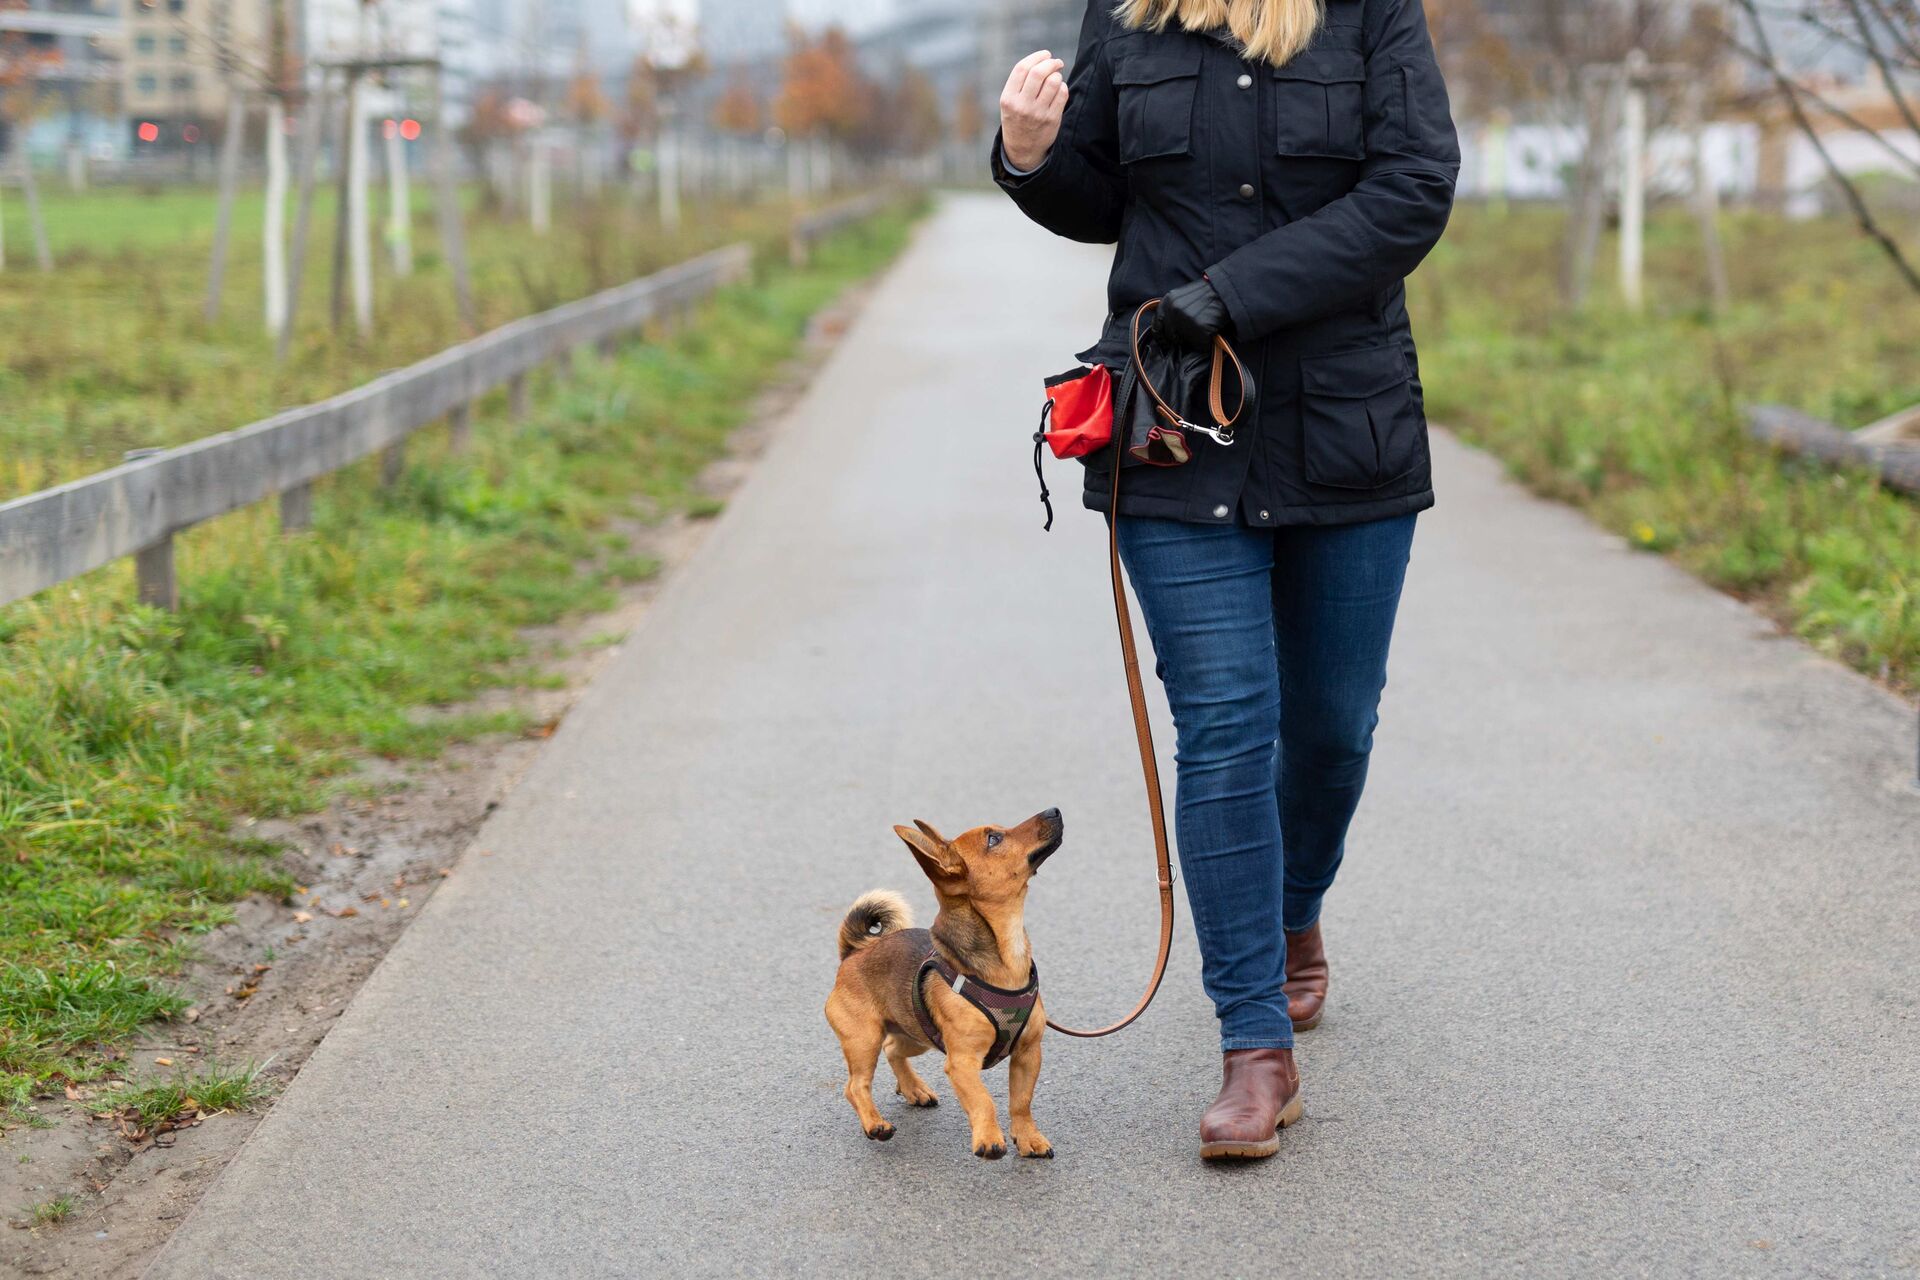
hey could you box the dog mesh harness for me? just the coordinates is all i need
[909,943,1039,1071]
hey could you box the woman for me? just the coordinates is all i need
[993,0,1458,1160]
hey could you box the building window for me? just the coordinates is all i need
[168,0,185,12]
[135,34,156,53]
[170,73,193,92]
[137,74,157,94]
[168,35,187,53]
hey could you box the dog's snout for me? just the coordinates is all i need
[1027,809,1064,871]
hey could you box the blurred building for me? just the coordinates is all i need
[1,0,124,161]
[120,0,271,151]
[699,0,789,65]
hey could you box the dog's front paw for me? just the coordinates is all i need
[1015,1132,1054,1159]
[865,1121,895,1141]
[972,1137,1007,1160]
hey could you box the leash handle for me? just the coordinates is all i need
[1044,321,1182,1039]
[1127,299,1253,445]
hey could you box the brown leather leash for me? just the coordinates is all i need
[1045,299,1251,1039]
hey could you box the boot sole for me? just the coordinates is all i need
[1290,1008,1323,1032]
[1199,1094,1304,1161]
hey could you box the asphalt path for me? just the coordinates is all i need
[148,194,1920,1279]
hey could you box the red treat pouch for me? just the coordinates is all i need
[1040,363,1114,458]
[1032,363,1115,531]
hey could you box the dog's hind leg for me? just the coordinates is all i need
[825,992,894,1141]
[1006,1014,1052,1158]
[883,1035,938,1108]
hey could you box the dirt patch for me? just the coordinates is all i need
[0,281,876,1280]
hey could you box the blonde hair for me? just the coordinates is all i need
[1112,0,1326,68]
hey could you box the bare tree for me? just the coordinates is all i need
[1728,0,1920,292]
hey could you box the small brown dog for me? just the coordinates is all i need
[825,809,1062,1159]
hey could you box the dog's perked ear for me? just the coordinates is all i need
[894,822,964,884]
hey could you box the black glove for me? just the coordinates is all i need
[1152,277,1230,352]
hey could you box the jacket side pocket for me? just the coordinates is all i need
[1299,344,1421,491]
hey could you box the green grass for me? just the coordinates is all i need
[97,1061,272,1128]
[1412,205,1920,693]
[0,195,925,1106]
[0,184,864,499]
[25,1194,78,1227]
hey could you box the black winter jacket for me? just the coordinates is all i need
[993,0,1460,526]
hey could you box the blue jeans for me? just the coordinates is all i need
[1116,513,1416,1051]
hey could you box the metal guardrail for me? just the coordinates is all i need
[0,242,754,610]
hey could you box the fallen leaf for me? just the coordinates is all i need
[231,984,258,1001]
[154,1058,173,1067]
[183,1046,201,1054]
[183,1008,200,1023]
[330,905,358,918]
[379,898,392,909]
[396,898,410,909]
[64,1084,82,1101]
[437,868,452,878]
[252,963,272,975]
[393,875,406,890]
[292,911,313,924]
[292,884,308,895]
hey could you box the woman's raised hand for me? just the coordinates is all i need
[999,51,1068,172]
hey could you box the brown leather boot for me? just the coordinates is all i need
[1198,1048,1303,1160]
[1284,923,1329,1032]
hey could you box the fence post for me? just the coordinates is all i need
[380,442,406,486]
[281,482,314,532]
[135,539,178,611]
[120,449,179,609]
[509,373,529,419]
[448,402,472,454]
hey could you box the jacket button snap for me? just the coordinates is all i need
[1237,72,1252,88]
[1238,182,1254,199]
[1213,504,1230,519]
[1258,509,1271,521]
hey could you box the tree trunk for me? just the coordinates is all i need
[530,135,551,234]
[385,119,412,276]
[430,67,476,333]
[204,90,247,320]
[1686,82,1730,312]
[348,80,372,335]
[279,78,331,360]
[18,139,54,272]
[264,96,290,337]
[1618,54,1648,312]
[657,114,680,233]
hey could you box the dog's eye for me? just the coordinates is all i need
[985,831,1003,849]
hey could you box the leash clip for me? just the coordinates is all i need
[1185,420,1236,447]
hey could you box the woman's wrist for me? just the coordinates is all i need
[1002,139,1052,173]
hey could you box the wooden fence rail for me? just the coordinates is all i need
[0,244,759,610]
[0,189,905,612]
[1745,404,1920,497]
[789,190,894,267]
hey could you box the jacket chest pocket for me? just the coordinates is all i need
[1271,49,1366,159]
[1299,345,1422,490]
[1112,48,1204,163]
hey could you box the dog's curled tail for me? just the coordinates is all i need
[838,889,913,959]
